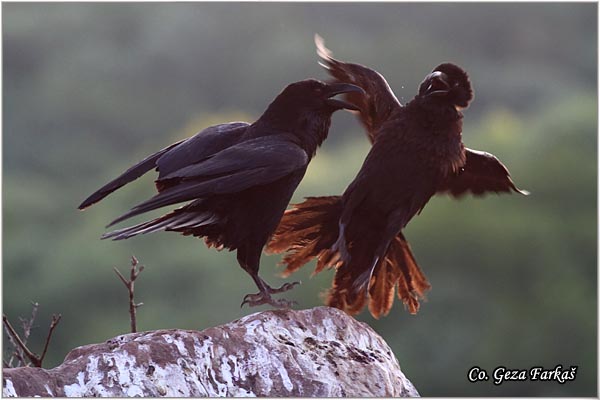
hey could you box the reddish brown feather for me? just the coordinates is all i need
[268,196,431,317]
[267,38,524,318]
[315,35,402,143]
[266,196,342,276]
[392,234,431,313]
[368,259,400,319]
[327,278,368,316]
[365,234,431,318]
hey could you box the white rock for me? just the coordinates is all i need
[3,306,418,397]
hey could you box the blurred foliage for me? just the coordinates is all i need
[3,3,597,396]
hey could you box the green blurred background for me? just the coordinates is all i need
[3,3,597,396]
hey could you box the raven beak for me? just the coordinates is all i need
[423,71,450,97]
[325,83,366,111]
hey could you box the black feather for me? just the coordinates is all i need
[80,78,363,307]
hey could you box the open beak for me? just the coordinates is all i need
[423,71,450,97]
[325,82,366,111]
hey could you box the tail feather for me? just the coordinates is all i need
[367,258,400,318]
[266,196,343,275]
[395,234,431,297]
[327,273,369,316]
[268,196,431,317]
[328,233,430,318]
[102,215,173,240]
[368,234,431,318]
[102,206,217,241]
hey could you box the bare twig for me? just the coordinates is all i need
[3,314,40,367]
[114,256,145,333]
[19,302,39,347]
[38,314,62,365]
[3,307,62,368]
[7,302,39,367]
[4,319,27,367]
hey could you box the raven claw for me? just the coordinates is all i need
[240,292,297,309]
[267,281,301,294]
[240,278,300,308]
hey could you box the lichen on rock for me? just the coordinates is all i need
[3,306,419,397]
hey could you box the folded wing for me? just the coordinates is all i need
[108,135,308,227]
[78,140,184,210]
[78,122,249,210]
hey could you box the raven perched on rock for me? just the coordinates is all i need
[79,79,364,308]
[267,37,528,318]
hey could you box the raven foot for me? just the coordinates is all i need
[240,276,301,308]
[265,281,301,294]
[240,292,297,308]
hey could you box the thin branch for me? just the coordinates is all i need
[2,314,40,367]
[114,256,145,333]
[38,314,62,365]
[4,321,26,367]
[4,302,40,368]
[113,267,129,287]
[18,302,39,348]
[3,310,62,368]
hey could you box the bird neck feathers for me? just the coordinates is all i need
[257,108,332,158]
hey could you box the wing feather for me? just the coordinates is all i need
[156,122,249,178]
[316,34,402,143]
[438,148,529,197]
[108,137,307,227]
[78,139,184,210]
[79,122,249,209]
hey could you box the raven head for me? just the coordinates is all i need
[262,79,365,156]
[418,63,473,108]
[274,79,365,113]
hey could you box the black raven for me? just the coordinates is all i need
[79,79,364,308]
[267,37,527,318]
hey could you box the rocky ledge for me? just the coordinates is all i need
[3,306,418,397]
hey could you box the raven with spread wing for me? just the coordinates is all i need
[267,37,528,318]
[79,79,364,308]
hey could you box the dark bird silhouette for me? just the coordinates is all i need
[267,36,528,318]
[79,79,364,308]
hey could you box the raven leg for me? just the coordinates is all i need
[241,275,300,308]
[237,244,299,308]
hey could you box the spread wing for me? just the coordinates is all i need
[107,135,308,227]
[78,122,249,210]
[437,148,529,197]
[316,34,402,143]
